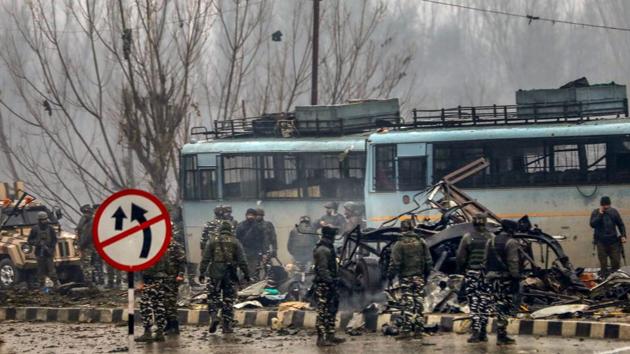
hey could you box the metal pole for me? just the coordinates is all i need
[311,0,320,105]
[128,271,134,353]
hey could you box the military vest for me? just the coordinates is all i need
[466,231,491,270]
[397,232,427,276]
[212,232,239,263]
[486,232,510,273]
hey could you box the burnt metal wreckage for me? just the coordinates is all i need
[333,158,629,313]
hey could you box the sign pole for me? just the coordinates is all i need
[128,271,134,353]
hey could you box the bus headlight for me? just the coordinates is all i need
[20,243,33,254]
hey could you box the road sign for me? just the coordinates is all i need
[92,189,172,272]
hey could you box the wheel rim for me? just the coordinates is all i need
[0,264,15,286]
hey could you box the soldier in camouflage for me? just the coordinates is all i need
[312,226,345,347]
[456,213,493,343]
[27,212,60,288]
[484,219,520,345]
[201,206,224,252]
[388,220,433,340]
[135,239,182,342]
[201,205,238,252]
[76,205,97,288]
[164,232,187,335]
[199,221,250,335]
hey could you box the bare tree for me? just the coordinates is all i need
[0,0,211,218]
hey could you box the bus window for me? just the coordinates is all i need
[374,145,396,191]
[398,156,427,191]
[610,138,630,182]
[261,154,301,198]
[223,155,258,199]
[302,152,365,199]
[182,154,218,200]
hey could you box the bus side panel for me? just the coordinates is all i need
[365,185,630,268]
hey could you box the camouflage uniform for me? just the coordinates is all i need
[164,238,186,334]
[76,207,97,286]
[27,213,59,288]
[312,227,344,346]
[256,209,278,257]
[200,221,249,334]
[456,216,493,342]
[201,206,238,251]
[484,220,521,345]
[388,228,433,337]
[235,212,265,276]
[137,244,172,341]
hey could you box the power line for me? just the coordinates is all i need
[422,0,630,32]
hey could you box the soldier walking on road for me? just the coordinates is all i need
[76,205,97,288]
[199,221,250,335]
[313,226,345,347]
[590,196,626,277]
[456,213,493,343]
[28,212,60,289]
[484,219,520,346]
[164,233,186,336]
[387,220,433,340]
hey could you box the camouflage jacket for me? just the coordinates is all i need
[143,240,186,281]
[27,225,58,257]
[200,230,249,280]
[260,220,278,254]
[201,218,237,250]
[313,238,338,284]
[388,231,433,279]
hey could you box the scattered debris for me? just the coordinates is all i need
[234,300,263,309]
[531,304,589,319]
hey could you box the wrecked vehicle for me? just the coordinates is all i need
[0,191,82,288]
[334,158,589,310]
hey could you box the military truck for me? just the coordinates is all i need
[0,192,83,288]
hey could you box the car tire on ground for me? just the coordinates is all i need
[0,258,20,289]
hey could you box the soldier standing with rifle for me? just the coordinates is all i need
[387,220,433,340]
[312,226,345,347]
[484,219,520,345]
[28,211,60,289]
[456,213,493,343]
[199,221,250,335]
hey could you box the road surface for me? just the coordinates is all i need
[0,322,628,354]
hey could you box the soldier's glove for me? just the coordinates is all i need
[198,275,205,283]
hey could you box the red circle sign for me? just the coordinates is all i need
[92,189,172,272]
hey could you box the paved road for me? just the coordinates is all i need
[0,322,629,354]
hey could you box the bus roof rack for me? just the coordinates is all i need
[408,98,629,129]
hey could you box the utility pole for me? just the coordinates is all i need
[311,0,320,105]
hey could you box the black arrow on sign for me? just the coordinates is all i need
[130,203,151,258]
[112,207,127,231]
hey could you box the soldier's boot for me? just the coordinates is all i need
[316,334,335,347]
[478,328,488,342]
[165,320,180,335]
[208,312,219,334]
[328,333,346,344]
[134,327,153,342]
[153,330,165,342]
[222,321,234,334]
[467,330,482,343]
[395,331,415,341]
[496,331,515,346]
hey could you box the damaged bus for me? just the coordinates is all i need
[365,104,630,268]
[180,101,400,266]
